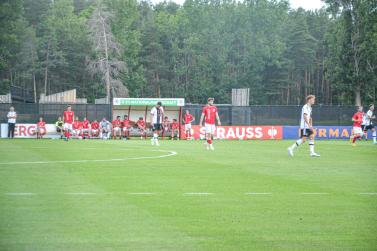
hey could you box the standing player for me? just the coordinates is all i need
[122,115,131,140]
[199,98,221,150]
[150,102,164,146]
[81,117,90,139]
[112,116,122,140]
[90,119,100,137]
[63,105,74,141]
[183,110,195,140]
[363,104,376,144]
[36,117,46,139]
[350,106,364,146]
[288,95,320,157]
[72,117,82,139]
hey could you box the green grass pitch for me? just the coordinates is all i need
[0,139,376,251]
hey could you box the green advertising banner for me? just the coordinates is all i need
[113,98,185,107]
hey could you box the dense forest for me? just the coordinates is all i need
[0,0,376,105]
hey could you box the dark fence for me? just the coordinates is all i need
[0,103,356,126]
[0,104,111,124]
[185,104,356,126]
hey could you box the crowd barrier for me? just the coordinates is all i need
[1,124,372,140]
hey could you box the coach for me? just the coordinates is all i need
[7,106,17,138]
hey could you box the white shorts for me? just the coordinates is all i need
[64,123,72,131]
[91,129,98,135]
[185,124,192,131]
[82,128,90,133]
[122,127,129,131]
[73,129,81,135]
[353,126,363,135]
[113,127,121,133]
[205,123,216,134]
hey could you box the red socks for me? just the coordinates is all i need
[352,135,360,143]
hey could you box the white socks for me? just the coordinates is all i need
[291,139,303,150]
[373,131,376,143]
[309,140,315,154]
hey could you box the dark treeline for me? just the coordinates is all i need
[0,0,376,105]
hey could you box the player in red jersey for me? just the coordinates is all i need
[136,117,146,139]
[112,116,122,140]
[183,110,195,140]
[351,106,364,146]
[122,115,131,140]
[36,117,46,139]
[171,118,180,140]
[81,117,90,139]
[63,105,74,140]
[72,117,82,139]
[199,98,221,150]
[90,120,100,137]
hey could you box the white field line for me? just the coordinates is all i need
[359,193,377,195]
[0,150,177,166]
[5,193,35,196]
[128,192,155,195]
[301,192,329,195]
[184,192,213,196]
[245,192,272,195]
[65,192,97,195]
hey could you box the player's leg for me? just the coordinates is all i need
[362,125,367,140]
[308,131,320,157]
[152,125,160,146]
[352,127,362,145]
[288,129,307,156]
[371,127,376,144]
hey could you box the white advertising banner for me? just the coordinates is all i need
[1,123,61,138]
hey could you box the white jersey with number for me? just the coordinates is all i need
[151,106,164,124]
[300,104,312,129]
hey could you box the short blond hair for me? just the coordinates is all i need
[306,95,315,102]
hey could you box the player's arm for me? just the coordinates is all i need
[191,116,195,123]
[216,112,221,126]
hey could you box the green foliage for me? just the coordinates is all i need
[0,0,375,105]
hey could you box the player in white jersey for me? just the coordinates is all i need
[288,95,320,157]
[150,101,164,146]
[363,104,376,144]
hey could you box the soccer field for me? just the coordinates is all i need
[0,139,376,251]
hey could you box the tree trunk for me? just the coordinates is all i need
[33,72,37,103]
[44,41,50,95]
[100,12,111,104]
[354,85,361,106]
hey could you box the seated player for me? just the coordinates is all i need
[55,117,64,139]
[90,120,100,137]
[81,117,90,139]
[350,106,364,146]
[162,116,170,139]
[122,115,131,140]
[36,117,46,139]
[112,116,122,140]
[100,118,111,139]
[72,117,82,139]
[171,119,180,140]
[136,117,146,139]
